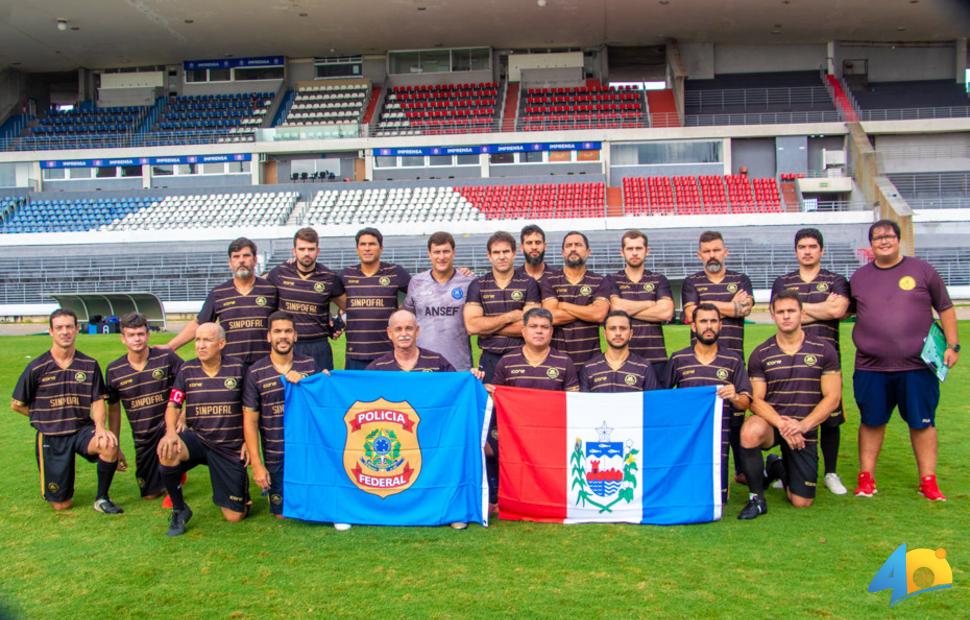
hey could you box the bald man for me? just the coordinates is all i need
[157,322,249,536]
[366,310,456,372]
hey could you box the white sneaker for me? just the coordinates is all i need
[770,479,784,490]
[450,521,468,530]
[824,473,848,495]
[333,523,352,531]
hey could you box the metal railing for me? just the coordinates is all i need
[685,86,833,112]
[686,111,841,126]
[857,106,970,121]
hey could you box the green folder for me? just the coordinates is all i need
[921,322,948,382]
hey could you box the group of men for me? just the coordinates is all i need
[11,218,959,532]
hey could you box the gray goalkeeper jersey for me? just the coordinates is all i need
[403,269,474,370]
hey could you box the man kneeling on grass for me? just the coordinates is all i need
[157,322,250,536]
[737,290,841,520]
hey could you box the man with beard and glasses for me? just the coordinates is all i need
[540,231,611,373]
[165,237,278,369]
[609,230,674,380]
[339,228,411,370]
[771,228,850,496]
[519,224,552,284]
[464,231,541,384]
[580,311,661,393]
[243,311,316,519]
[737,290,841,520]
[404,231,475,371]
[681,230,753,483]
[266,227,346,371]
[666,303,752,504]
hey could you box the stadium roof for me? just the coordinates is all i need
[0,0,967,73]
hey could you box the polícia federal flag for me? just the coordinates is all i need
[494,385,722,525]
[283,371,491,526]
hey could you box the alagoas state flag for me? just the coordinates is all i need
[493,385,722,525]
[283,371,491,526]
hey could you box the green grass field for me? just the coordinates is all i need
[0,323,967,618]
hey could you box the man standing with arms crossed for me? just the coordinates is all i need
[737,291,841,520]
[541,231,611,373]
[404,231,475,371]
[609,230,674,379]
[267,227,345,371]
[666,303,752,504]
[339,228,411,370]
[771,228,850,495]
[106,312,183,502]
[243,311,316,518]
[12,309,123,514]
[166,237,278,368]
[464,231,541,383]
[850,219,958,501]
[682,230,754,483]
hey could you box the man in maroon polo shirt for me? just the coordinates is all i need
[850,219,959,501]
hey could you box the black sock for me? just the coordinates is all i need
[767,454,787,488]
[821,424,840,475]
[729,423,743,474]
[96,459,118,500]
[160,465,186,511]
[739,447,765,496]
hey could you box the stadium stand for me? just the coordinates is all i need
[622,175,781,215]
[0,196,156,234]
[456,182,606,219]
[105,191,298,230]
[517,82,646,131]
[280,82,369,127]
[888,171,970,209]
[645,89,680,128]
[684,71,840,126]
[13,104,149,150]
[303,186,485,225]
[149,92,274,144]
[849,80,970,120]
[375,83,499,136]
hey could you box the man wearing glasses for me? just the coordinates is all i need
[850,219,959,501]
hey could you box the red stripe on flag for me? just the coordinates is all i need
[494,386,568,522]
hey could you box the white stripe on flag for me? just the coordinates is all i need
[711,395,723,521]
[481,394,493,528]
[565,392,644,524]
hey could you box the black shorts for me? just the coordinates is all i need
[295,337,333,372]
[478,350,506,385]
[822,401,845,428]
[179,430,250,513]
[266,461,284,515]
[35,427,98,503]
[133,426,165,498]
[771,429,818,500]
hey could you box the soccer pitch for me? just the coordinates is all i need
[0,323,966,618]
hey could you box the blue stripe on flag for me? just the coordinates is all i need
[640,386,721,525]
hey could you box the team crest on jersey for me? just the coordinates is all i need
[343,398,422,499]
[816,282,830,292]
[152,368,165,380]
[255,296,268,306]
[726,283,738,293]
[643,282,655,293]
[224,377,238,389]
[379,276,391,286]
[898,276,916,291]
[624,374,637,386]
[451,287,464,300]
[74,371,87,383]
[580,284,593,296]
[804,354,818,367]
[510,290,524,302]
[716,368,729,380]
[314,282,326,293]
[571,422,639,512]
[546,367,560,379]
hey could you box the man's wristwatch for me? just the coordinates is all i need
[948,343,960,353]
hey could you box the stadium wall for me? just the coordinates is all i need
[836,42,956,81]
[713,44,827,74]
